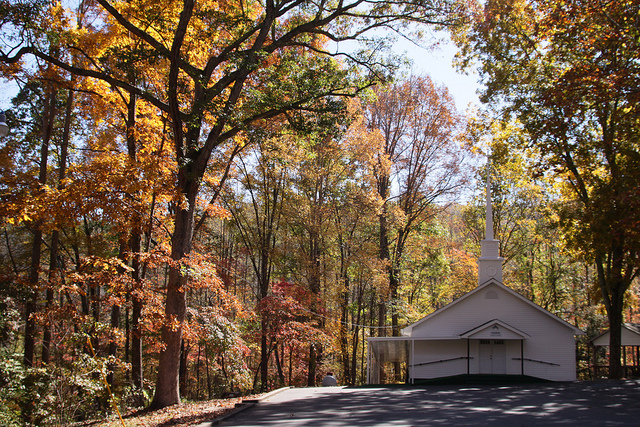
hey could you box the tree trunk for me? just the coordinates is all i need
[150,201,194,408]
[275,343,285,387]
[377,183,390,338]
[123,89,145,403]
[307,228,322,386]
[205,344,212,399]
[258,235,272,391]
[260,319,269,391]
[131,290,144,392]
[596,255,628,379]
[307,344,317,387]
[608,306,623,379]
[339,290,350,385]
[107,303,120,386]
[24,229,42,367]
[179,339,189,397]
[130,229,144,404]
[107,242,127,387]
[42,87,72,365]
[389,268,400,337]
[25,87,56,367]
[42,230,57,365]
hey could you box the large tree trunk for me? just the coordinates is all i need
[377,176,390,339]
[257,220,275,391]
[389,267,402,382]
[608,302,624,379]
[150,200,194,408]
[275,343,285,387]
[596,255,629,379]
[389,268,400,337]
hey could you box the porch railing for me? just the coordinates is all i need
[412,356,473,367]
[512,357,559,366]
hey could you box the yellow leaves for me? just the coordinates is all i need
[1,179,61,229]
[80,255,134,274]
[0,61,25,80]
[233,132,249,149]
[5,212,31,226]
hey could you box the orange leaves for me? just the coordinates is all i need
[69,256,135,300]
[166,314,182,332]
[202,202,230,220]
[80,255,134,274]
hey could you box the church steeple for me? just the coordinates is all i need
[485,171,494,241]
[477,164,504,285]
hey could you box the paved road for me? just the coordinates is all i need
[206,380,640,426]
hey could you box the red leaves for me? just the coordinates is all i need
[257,281,326,347]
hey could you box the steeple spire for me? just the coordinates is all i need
[477,161,504,285]
[485,167,493,241]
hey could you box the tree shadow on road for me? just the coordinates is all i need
[217,380,640,426]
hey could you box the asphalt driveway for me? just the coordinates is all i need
[200,380,640,426]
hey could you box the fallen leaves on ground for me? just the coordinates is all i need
[78,394,265,427]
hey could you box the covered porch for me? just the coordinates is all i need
[367,320,534,384]
[590,323,640,378]
[367,339,530,384]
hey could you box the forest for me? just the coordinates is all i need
[0,0,639,425]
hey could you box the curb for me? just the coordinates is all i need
[194,387,291,426]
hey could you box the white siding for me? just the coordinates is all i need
[408,282,578,382]
[592,327,640,346]
[412,340,468,379]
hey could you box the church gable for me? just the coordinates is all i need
[460,319,530,340]
[403,281,581,339]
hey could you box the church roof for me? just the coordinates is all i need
[590,323,640,346]
[402,279,584,337]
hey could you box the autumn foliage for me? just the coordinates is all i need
[0,0,638,425]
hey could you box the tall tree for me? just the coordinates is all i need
[367,76,466,338]
[456,0,640,378]
[2,0,462,407]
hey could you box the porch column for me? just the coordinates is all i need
[367,343,371,384]
[411,339,415,384]
[520,339,524,375]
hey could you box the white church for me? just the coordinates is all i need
[367,174,584,383]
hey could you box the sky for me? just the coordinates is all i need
[386,33,483,111]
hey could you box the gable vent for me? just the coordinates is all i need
[485,290,499,299]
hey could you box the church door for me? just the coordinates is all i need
[479,339,506,374]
